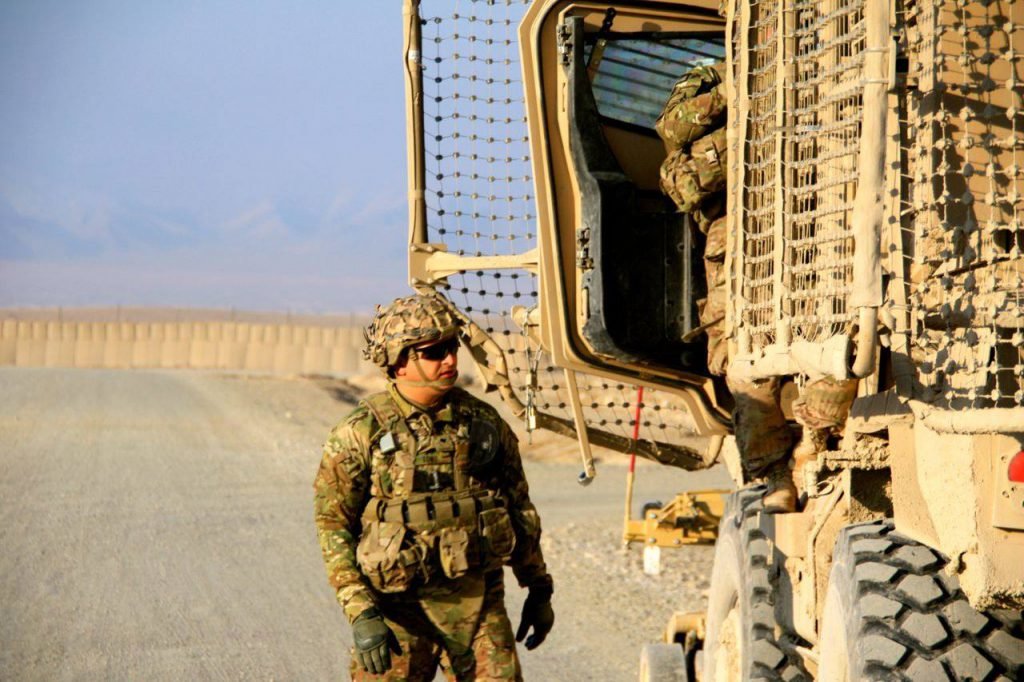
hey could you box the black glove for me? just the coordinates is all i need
[515,585,554,650]
[352,608,400,674]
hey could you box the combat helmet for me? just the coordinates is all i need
[363,293,463,371]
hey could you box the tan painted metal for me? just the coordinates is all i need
[846,0,889,378]
[664,611,705,644]
[519,1,732,437]
[890,423,1024,609]
[403,0,427,248]
[914,403,1024,435]
[409,243,540,288]
[563,368,597,483]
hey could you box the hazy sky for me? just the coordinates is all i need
[0,1,412,313]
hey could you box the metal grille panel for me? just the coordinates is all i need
[740,0,781,348]
[734,0,865,353]
[784,0,862,342]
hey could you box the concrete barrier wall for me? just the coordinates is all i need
[0,317,372,375]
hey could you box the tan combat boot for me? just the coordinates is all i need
[760,459,798,513]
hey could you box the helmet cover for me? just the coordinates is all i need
[363,294,462,369]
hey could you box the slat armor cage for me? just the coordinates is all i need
[902,0,1024,412]
[727,0,1024,416]
[727,0,873,372]
[409,0,708,459]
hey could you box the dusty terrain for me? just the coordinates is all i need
[0,367,730,681]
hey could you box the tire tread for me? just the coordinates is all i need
[834,520,1024,681]
[729,488,810,681]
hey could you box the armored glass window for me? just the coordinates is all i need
[585,36,726,129]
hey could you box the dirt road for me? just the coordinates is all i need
[0,368,730,681]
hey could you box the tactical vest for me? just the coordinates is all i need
[354,391,516,593]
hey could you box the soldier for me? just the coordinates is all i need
[313,293,554,681]
[657,64,860,513]
[656,64,800,511]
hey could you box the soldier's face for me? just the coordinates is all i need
[393,336,460,400]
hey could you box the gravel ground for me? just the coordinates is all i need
[0,367,731,681]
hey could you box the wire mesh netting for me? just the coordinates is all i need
[734,0,864,352]
[903,0,1024,409]
[784,0,862,342]
[738,0,781,349]
[418,0,704,449]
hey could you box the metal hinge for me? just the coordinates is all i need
[576,226,593,270]
[558,22,573,68]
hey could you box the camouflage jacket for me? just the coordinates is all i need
[313,384,552,623]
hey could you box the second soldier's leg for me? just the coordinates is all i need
[727,375,797,512]
[790,376,859,496]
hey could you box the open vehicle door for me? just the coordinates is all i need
[519,0,729,405]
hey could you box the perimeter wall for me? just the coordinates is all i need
[0,308,374,375]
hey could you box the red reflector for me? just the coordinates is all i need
[1010,451,1024,483]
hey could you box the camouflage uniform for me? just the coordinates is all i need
[656,62,729,376]
[659,127,728,214]
[658,64,862,506]
[725,376,793,480]
[658,65,797,500]
[314,297,551,681]
[655,63,727,149]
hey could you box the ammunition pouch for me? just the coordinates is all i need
[355,521,431,593]
[438,526,472,579]
[478,506,516,571]
[359,490,517,584]
[363,489,502,526]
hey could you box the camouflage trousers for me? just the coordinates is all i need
[726,376,793,480]
[698,214,727,376]
[792,376,859,431]
[350,571,521,682]
[727,376,860,480]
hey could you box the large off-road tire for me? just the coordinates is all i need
[819,519,1024,681]
[703,488,809,681]
[639,643,689,682]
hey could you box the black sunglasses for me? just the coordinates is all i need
[413,337,460,361]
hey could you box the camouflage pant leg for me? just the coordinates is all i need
[349,600,444,682]
[701,214,728,376]
[659,128,728,213]
[349,576,520,682]
[726,376,793,479]
[439,574,522,682]
[792,376,859,431]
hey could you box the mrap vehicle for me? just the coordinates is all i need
[400,0,1024,679]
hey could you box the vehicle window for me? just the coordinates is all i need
[586,36,726,129]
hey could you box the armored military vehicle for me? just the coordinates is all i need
[401,0,1023,679]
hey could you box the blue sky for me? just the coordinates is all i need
[0,2,411,313]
